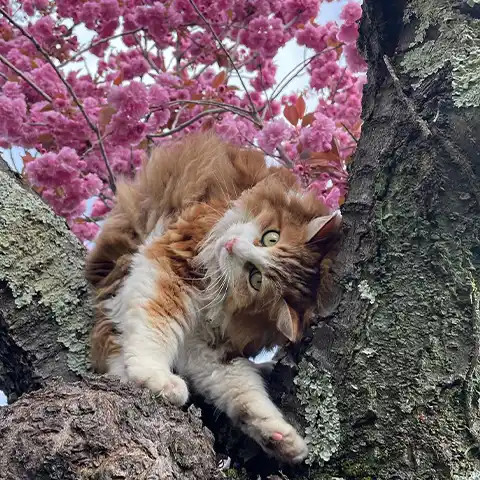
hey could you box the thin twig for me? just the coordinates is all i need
[276,145,294,168]
[0,7,117,193]
[133,33,160,73]
[341,123,359,144]
[0,53,53,102]
[165,99,260,125]
[62,28,142,66]
[188,0,260,120]
[147,108,225,138]
[270,46,342,103]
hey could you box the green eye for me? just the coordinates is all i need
[261,230,280,247]
[249,268,262,291]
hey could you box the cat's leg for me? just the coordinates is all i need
[179,339,308,464]
[107,248,193,407]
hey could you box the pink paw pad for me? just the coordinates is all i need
[271,432,284,441]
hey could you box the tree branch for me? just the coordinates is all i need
[0,53,53,103]
[62,28,142,66]
[0,7,117,194]
[147,108,225,138]
[188,0,260,121]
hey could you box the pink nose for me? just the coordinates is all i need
[224,238,237,254]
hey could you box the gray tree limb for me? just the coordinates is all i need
[0,158,91,402]
[0,376,220,480]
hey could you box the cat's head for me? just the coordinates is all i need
[196,169,342,343]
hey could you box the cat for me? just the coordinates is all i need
[85,133,342,464]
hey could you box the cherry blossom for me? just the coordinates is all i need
[0,0,366,242]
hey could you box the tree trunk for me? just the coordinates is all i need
[248,0,480,478]
[2,0,480,479]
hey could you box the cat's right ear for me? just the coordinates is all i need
[305,211,342,243]
[276,300,300,342]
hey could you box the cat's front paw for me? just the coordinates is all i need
[126,362,189,406]
[151,373,189,407]
[255,417,308,464]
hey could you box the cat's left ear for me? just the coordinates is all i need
[277,300,300,342]
[306,211,342,243]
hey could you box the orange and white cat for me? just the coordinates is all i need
[85,133,342,464]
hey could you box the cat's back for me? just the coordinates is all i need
[85,133,271,290]
[138,132,270,228]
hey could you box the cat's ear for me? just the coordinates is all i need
[277,300,299,342]
[306,211,342,243]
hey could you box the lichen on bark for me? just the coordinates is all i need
[401,0,480,107]
[0,162,91,398]
[294,359,340,465]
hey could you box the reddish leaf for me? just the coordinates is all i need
[301,112,315,127]
[326,38,343,57]
[40,103,54,112]
[37,133,55,148]
[330,136,341,158]
[99,105,117,130]
[202,117,215,131]
[113,70,124,86]
[22,152,35,164]
[310,150,339,162]
[212,71,227,88]
[284,105,299,126]
[137,138,148,151]
[216,53,229,68]
[295,96,306,119]
[73,217,86,224]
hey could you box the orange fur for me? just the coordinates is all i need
[86,132,341,373]
[87,134,275,371]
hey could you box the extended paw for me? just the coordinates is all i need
[152,373,189,407]
[126,362,189,407]
[255,417,308,464]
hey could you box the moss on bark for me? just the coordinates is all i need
[0,160,92,400]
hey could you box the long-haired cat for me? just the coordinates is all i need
[85,133,342,464]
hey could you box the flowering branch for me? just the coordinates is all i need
[0,0,366,242]
[188,0,261,121]
[166,100,261,125]
[133,33,160,73]
[62,28,143,66]
[0,7,117,194]
[0,53,53,103]
[147,108,225,138]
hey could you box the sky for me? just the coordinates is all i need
[0,0,347,407]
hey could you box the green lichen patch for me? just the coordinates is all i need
[293,360,341,465]
[0,169,92,374]
[402,0,480,107]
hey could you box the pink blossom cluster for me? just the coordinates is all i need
[0,0,366,242]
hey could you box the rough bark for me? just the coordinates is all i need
[0,158,91,402]
[0,376,220,480]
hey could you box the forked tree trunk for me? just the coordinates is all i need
[261,0,480,478]
[1,0,480,479]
